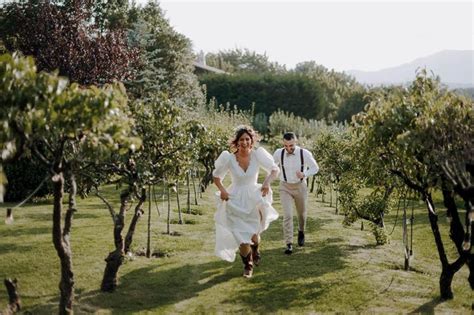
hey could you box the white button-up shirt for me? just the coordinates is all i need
[273,146,319,183]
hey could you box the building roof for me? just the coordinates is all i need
[193,61,227,74]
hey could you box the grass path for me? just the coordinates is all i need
[0,180,472,313]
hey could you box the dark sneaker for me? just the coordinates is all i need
[284,243,293,255]
[298,231,305,246]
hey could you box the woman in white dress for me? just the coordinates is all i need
[213,125,279,278]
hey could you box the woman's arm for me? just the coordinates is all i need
[261,169,278,197]
[213,176,229,201]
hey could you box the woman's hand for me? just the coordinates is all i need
[220,190,230,201]
[261,185,270,197]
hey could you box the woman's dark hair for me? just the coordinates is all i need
[229,125,260,152]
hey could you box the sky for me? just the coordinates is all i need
[156,0,473,72]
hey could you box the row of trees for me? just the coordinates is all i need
[265,72,473,300]
[0,0,251,313]
[0,51,251,314]
[199,50,367,124]
[1,0,472,310]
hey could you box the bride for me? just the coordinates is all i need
[213,125,279,278]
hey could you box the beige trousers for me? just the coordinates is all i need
[280,181,308,245]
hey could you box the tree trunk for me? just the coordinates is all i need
[424,193,456,299]
[52,170,75,315]
[146,185,152,258]
[187,172,191,214]
[440,267,455,300]
[177,182,183,224]
[310,175,316,193]
[192,169,198,205]
[124,188,146,253]
[101,250,124,292]
[329,184,333,208]
[403,199,409,270]
[3,278,21,314]
[167,186,171,234]
[152,185,160,217]
[101,188,131,292]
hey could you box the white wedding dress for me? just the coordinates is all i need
[213,147,279,262]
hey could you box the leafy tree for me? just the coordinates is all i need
[79,95,203,292]
[294,61,367,121]
[126,1,204,106]
[205,48,286,74]
[334,89,367,122]
[0,0,139,86]
[0,53,139,314]
[354,71,474,299]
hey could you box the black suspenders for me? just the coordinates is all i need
[300,148,304,181]
[281,148,304,182]
[281,149,287,182]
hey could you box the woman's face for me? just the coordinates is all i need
[237,132,253,150]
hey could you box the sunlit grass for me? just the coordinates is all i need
[0,179,472,313]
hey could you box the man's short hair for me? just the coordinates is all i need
[283,132,296,141]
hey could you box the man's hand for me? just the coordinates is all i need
[261,185,270,197]
[296,171,305,179]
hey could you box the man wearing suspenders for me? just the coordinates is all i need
[273,132,319,255]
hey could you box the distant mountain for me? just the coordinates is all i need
[347,50,474,88]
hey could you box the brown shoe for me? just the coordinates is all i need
[240,252,253,278]
[251,244,261,266]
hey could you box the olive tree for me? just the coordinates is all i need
[0,53,139,314]
[354,71,474,299]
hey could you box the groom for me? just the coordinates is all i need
[273,132,319,255]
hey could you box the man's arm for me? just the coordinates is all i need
[303,150,319,178]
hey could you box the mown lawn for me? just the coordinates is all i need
[0,178,472,313]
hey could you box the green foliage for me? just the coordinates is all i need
[334,89,367,122]
[293,61,367,121]
[205,48,286,74]
[0,0,139,86]
[353,70,474,298]
[0,52,140,196]
[252,112,268,137]
[200,73,325,120]
[201,60,368,124]
[353,71,473,194]
[186,100,252,190]
[126,1,204,106]
[4,157,50,202]
[132,95,201,184]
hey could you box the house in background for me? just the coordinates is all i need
[193,51,226,75]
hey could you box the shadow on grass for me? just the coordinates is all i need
[0,242,35,254]
[0,226,50,238]
[74,259,235,313]
[68,237,348,313]
[409,297,443,314]
[223,238,348,312]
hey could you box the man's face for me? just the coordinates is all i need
[283,139,296,154]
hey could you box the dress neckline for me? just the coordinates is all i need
[233,150,254,174]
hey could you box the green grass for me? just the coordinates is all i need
[0,180,472,314]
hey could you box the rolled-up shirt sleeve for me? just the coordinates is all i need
[303,149,319,178]
[212,151,231,180]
